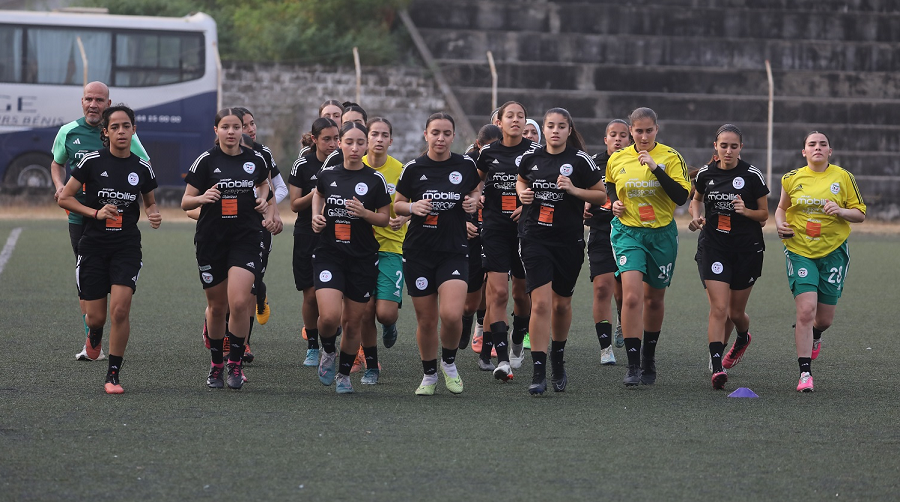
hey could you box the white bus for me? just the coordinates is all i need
[0,9,219,186]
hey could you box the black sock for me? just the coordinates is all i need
[88,326,103,348]
[798,357,812,374]
[441,347,458,366]
[476,309,485,326]
[624,338,642,366]
[460,314,474,348]
[246,317,254,343]
[210,338,224,364]
[338,350,355,376]
[550,340,566,367]
[511,315,529,344]
[363,345,379,369]
[307,328,320,350]
[228,335,245,363]
[709,342,725,373]
[531,351,547,382]
[642,331,660,360]
[321,334,337,354]
[735,330,749,347]
[813,326,825,340]
[257,282,267,310]
[480,331,494,361]
[596,321,612,349]
[490,322,509,362]
[422,359,438,376]
[107,355,123,376]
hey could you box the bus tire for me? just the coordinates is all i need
[5,153,53,188]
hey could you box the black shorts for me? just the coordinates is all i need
[68,222,85,259]
[467,236,485,293]
[312,249,378,303]
[700,242,764,290]
[481,226,525,279]
[404,249,468,297]
[76,244,142,301]
[520,238,584,297]
[259,230,273,278]
[587,224,617,280]
[292,232,319,291]
[195,231,264,290]
[695,232,706,289]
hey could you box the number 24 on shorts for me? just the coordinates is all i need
[657,263,673,282]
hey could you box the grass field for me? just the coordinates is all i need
[1,218,898,501]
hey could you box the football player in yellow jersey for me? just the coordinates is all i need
[606,107,690,387]
[350,118,408,384]
[775,132,866,393]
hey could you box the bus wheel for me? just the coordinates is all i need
[5,153,53,188]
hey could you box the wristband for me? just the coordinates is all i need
[94,209,99,220]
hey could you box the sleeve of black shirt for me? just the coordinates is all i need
[652,166,689,205]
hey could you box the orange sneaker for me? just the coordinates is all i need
[242,343,254,364]
[351,347,365,373]
[84,334,102,361]
[302,326,308,340]
[471,332,483,353]
[222,333,231,355]
[104,372,124,394]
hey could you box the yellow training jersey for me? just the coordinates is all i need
[364,154,406,254]
[782,164,866,259]
[606,142,690,228]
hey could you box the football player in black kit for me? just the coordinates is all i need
[394,113,482,396]
[182,108,272,390]
[58,104,161,394]
[290,117,340,367]
[517,108,607,394]
[475,101,535,382]
[310,121,391,394]
[688,124,769,390]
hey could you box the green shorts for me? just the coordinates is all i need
[610,219,678,289]
[784,241,849,306]
[376,251,404,304]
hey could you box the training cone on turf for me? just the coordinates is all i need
[728,387,759,398]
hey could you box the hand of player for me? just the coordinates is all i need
[511,206,523,222]
[411,199,432,217]
[732,195,746,214]
[54,186,64,202]
[518,187,534,205]
[254,197,268,214]
[612,200,625,217]
[463,195,477,214]
[466,221,479,239]
[823,199,843,217]
[311,214,326,233]
[637,151,658,171]
[199,187,221,205]
[347,197,368,218]
[389,215,408,231]
[147,210,162,229]
[556,175,573,193]
[688,216,705,232]
[96,204,119,221]
[776,220,794,238]
[583,202,593,220]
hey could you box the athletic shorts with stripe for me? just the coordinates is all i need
[587,224,617,280]
[292,232,319,291]
[313,251,378,304]
[76,244,142,301]
[195,230,264,290]
[403,249,468,297]
[700,243,763,290]
[784,241,850,306]
[481,226,525,279]
[520,238,584,297]
[610,219,678,290]
[376,251,404,305]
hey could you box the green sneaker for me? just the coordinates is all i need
[441,363,464,394]
[523,332,531,350]
[415,382,436,396]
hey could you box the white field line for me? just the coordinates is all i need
[0,228,23,278]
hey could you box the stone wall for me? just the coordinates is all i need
[222,63,448,168]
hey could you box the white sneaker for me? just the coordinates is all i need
[600,346,616,365]
[473,320,483,338]
[510,342,525,369]
[493,361,512,381]
[75,344,106,361]
[708,354,714,373]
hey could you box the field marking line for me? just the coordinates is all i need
[0,227,23,278]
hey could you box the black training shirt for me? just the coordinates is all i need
[289,149,326,235]
[315,164,392,258]
[694,159,769,252]
[476,138,536,232]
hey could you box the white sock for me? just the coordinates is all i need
[440,361,458,378]
[420,373,438,386]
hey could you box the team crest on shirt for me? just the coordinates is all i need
[355,182,368,195]
[319,270,333,282]
[387,183,396,195]
[515,155,523,167]
[711,262,723,275]
[243,162,255,174]
[798,268,808,278]
[732,177,745,189]
[560,164,574,176]
[449,171,462,185]
[415,277,428,290]
[201,272,213,284]
[830,182,840,194]
[127,172,139,186]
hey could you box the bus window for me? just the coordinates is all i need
[25,28,111,84]
[114,32,204,87]
[0,26,23,83]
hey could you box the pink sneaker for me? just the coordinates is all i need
[723,333,751,369]
[811,338,822,360]
[711,370,728,390]
[796,372,814,392]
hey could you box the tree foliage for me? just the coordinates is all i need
[77,0,410,65]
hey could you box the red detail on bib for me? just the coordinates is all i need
[538,205,555,224]
[221,198,238,216]
[638,205,656,222]
[806,221,821,238]
[501,195,518,212]
[424,214,439,226]
[106,213,123,229]
[717,214,731,232]
[335,223,351,241]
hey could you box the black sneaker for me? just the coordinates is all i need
[623,364,642,386]
[640,357,657,385]
[207,363,224,389]
[382,324,398,349]
[551,362,567,392]
[528,372,547,395]
[226,362,244,389]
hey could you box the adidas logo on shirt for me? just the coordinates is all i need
[531,166,539,171]
[708,180,715,185]
[73,138,81,145]
[311,175,317,180]
[100,171,108,177]
[492,159,499,164]
[420,175,428,181]
[364,292,370,298]
[330,181,338,187]
[246,262,255,269]
[452,270,460,276]
[214,168,221,173]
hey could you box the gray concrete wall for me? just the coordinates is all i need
[222,63,448,169]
